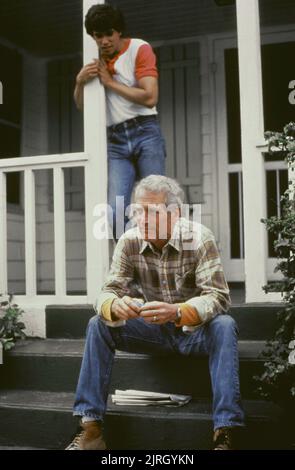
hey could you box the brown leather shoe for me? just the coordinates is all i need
[65,421,107,450]
[213,427,234,450]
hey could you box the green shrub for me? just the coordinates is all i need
[254,123,295,403]
[0,294,26,351]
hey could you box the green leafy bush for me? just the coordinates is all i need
[254,123,295,403]
[0,294,26,351]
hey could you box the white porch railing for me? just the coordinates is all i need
[0,151,109,306]
[228,159,289,261]
[0,0,109,307]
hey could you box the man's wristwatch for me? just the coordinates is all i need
[175,305,182,323]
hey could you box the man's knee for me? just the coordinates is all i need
[87,314,105,332]
[209,314,238,335]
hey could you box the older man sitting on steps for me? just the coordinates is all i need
[66,175,245,450]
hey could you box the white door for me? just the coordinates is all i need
[214,32,294,281]
[155,41,203,205]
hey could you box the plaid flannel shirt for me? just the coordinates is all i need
[96,218,231,332]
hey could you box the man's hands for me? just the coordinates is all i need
[76,60,100,86]
[139,301,178,324]
[111,296,142,321]
[76,59,113,87]
[111,298,178,324]
[75,60,158,109]
[74,59,114,110]
[97,59,113,87]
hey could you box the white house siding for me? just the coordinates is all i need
[33,175,87,295]
[7,212,25,294]
[34,169,87,295]
[21,55,48,157]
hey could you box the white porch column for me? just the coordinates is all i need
[83,0,109,302]
[236,0,268,302]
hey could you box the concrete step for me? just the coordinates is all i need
[0,339,267,398]
[45,304,281,340]
[0,390,289,450]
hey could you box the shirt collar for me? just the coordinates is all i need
[139,239,150,254]
[138,219,182,255]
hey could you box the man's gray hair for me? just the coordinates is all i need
[134,175,185,207]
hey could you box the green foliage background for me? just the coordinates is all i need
[255,123,295,403]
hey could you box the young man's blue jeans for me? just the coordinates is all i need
[107,115,166,238]
[73,314,245,431]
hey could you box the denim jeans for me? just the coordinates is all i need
[107,115,166,238]
[73,314,245,431]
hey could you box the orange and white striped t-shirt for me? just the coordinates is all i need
[105,38,158,126]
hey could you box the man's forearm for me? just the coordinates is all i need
[175,303,203,328]
[101,298,119,321]
[105,80,157,108]
[74,81,84,110]
[186,291,231,324]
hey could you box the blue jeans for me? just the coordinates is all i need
[107,115,166,238]
[73,314,245,431]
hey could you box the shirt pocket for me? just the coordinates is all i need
[175,268,196,293]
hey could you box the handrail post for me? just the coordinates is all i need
[83,0,109,303]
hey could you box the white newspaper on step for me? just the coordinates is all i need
[111,389,192,407]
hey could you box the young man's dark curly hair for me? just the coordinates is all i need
[85,3,125,37]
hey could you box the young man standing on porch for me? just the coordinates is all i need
[66,175,245,451]
[74,3,166,238]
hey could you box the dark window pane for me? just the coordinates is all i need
[7,172,20,205]
[266,170,277,257]
[225,41,295,164]
[0,125,21,204]
[0,124,21,159]
[0,44,22,125]
[266,169,288,257]
[229,172,242,258]
[262,42,295,132]
[279,169,288,197]
[225,48,241,164]
[47,57,84,155]
[266,171,278,218]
